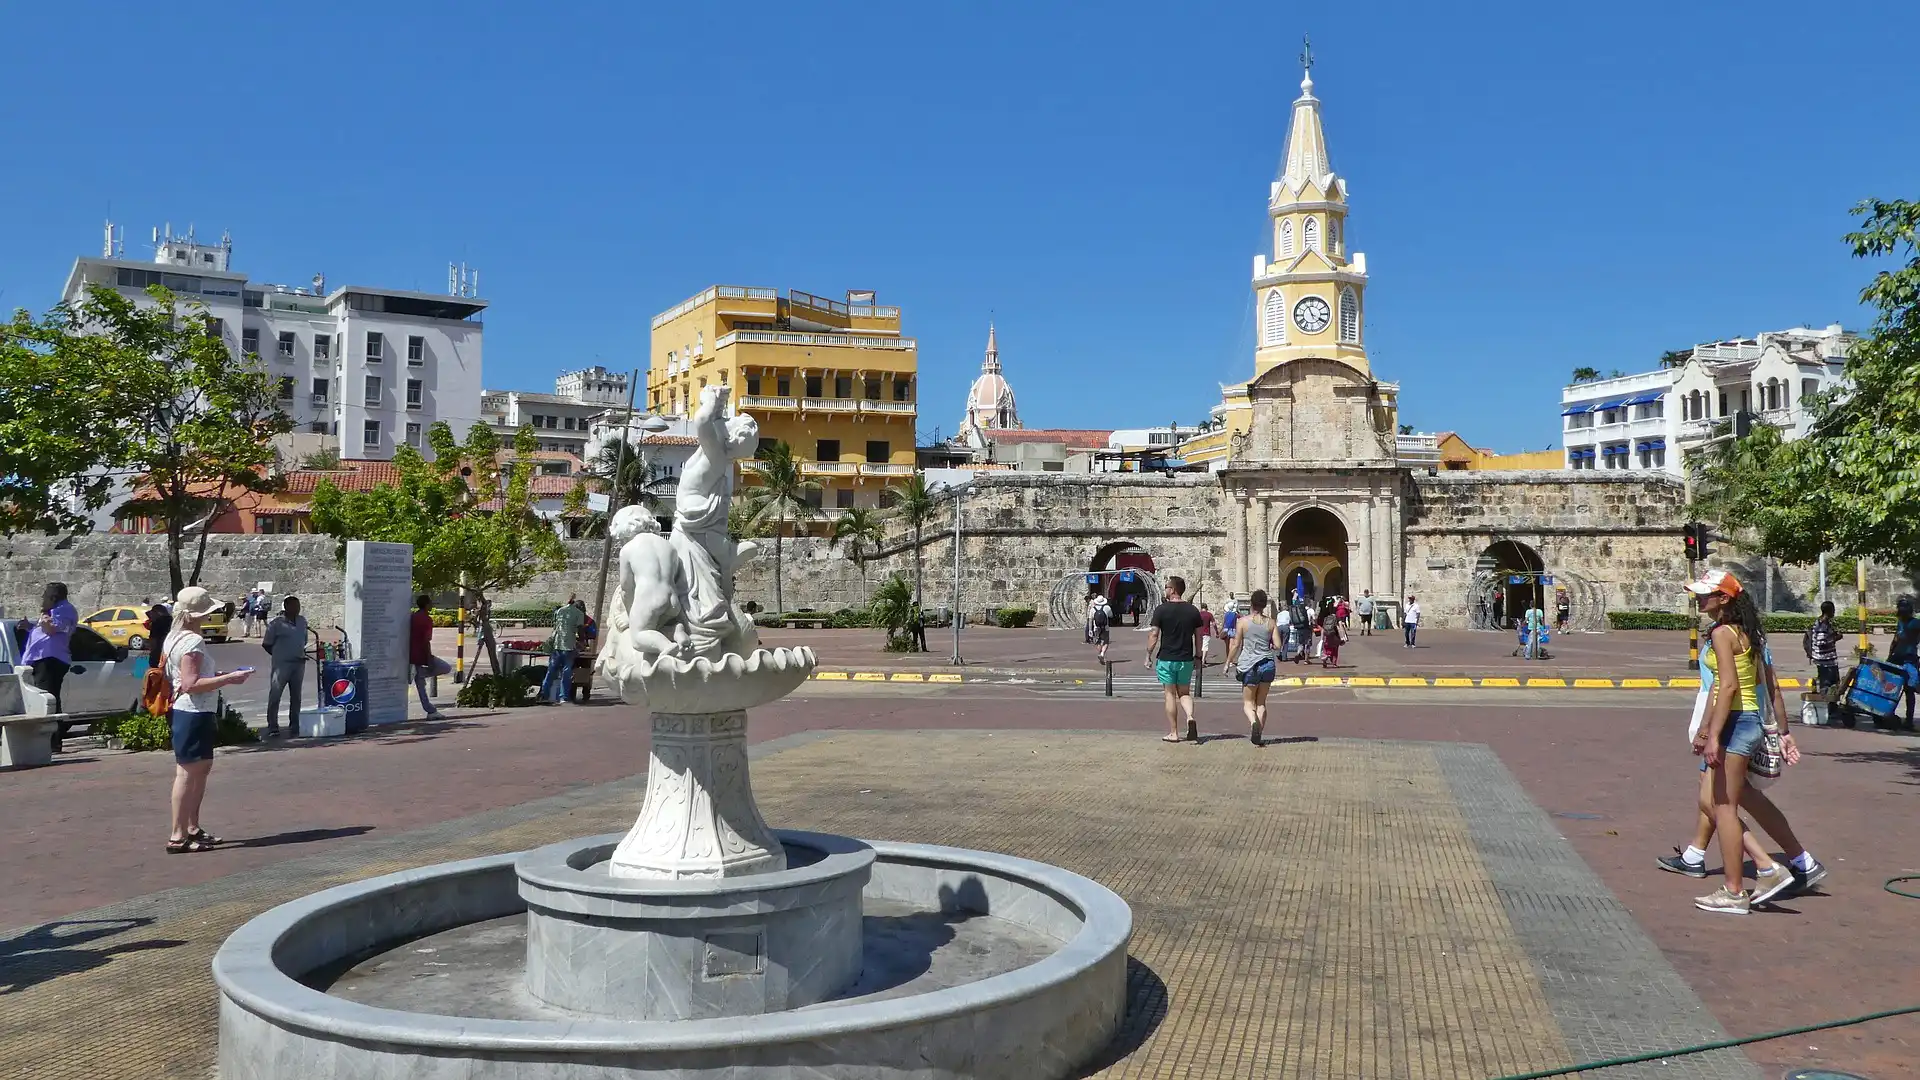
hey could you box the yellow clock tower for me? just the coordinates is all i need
[1252,49,1368,378]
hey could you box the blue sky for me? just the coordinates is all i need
[3,1,1914,451]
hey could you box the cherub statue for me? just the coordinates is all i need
[603,386,761,674]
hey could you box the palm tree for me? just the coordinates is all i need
[1570,366,1601,383]
[891,471,938,606]
[830,505,887,577]
[590,437,672,511]
[744,440,819,613]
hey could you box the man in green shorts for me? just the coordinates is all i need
[1145,575,1205,743]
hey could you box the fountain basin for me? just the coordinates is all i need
[214,831,1132,1080]
[517,831,872,1019]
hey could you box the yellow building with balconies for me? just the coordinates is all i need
[647,286,918,512]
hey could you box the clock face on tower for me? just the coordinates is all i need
[1293,296,1332,334]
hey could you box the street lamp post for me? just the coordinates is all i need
[590,371,672,636]
[950,483,965,666]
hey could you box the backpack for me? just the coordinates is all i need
[1092,604,1111,630]
[142,634,184,716]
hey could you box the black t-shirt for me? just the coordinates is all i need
[1151,601,1204,662]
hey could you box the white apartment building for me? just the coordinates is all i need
[1560,324,1853,478]
[63,226,485,463]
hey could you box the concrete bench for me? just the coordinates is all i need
[785,617,829,630]
[1,715,61,767]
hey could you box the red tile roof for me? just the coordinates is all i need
[986,429,1113,449]
[528,475,585,496]
[280,460,403,494]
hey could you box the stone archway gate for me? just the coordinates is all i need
[1049,568,1165,631]
[1465,569,1607,633]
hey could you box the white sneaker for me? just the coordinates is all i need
[1751,863,1795,906]
[1694,885,1751,915]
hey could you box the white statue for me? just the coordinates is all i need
[597,386,814,879]
[602,385,762,676]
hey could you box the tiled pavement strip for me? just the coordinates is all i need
[0,731,1754,1080]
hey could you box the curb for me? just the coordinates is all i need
[806,671,1772,690]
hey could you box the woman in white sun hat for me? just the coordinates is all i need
[161,586,253,854]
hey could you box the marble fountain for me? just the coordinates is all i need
[212,387,1132,1079]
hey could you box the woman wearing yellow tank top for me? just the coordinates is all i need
[1682,569,1820,914]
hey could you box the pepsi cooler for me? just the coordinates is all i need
[320,659,369,734]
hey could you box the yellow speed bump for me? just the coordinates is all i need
[928,674,963,683]
[1776,677,1803,688]
[1479,677,1522,688]
[1434,677,1476,687]
[1668,677,1702,689]
[1572,678,1615,688]
[1526,678,1569,688]
[1389,677,1430,687]
[814,671,849,681]
[1621,678,1664,688]
[1305,676,1346,687]
[889,673,925,682]
[853,672,888,682]
[1348,676,1387,687]
[1274,677,1304,687]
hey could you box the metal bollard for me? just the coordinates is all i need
[1194,659,1204,699]
[1105,661,1115,698]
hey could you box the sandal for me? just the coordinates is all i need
[189,828,223,845]
[1160,734,1183,743]
[1250,721,1262,747]
[166,836,209,854]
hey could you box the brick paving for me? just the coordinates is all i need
[2,685,1916,1078]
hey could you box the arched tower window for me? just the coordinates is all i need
[1338,287,1359,343]
[1279,219,1294,258]
[1304,217,1319,252]
[1262,289,1287,346]
[1329,217,1340,255]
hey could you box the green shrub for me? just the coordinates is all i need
[96,710,170,751]
[491,604,559,628]
[1605,611,1695,630]
[1609,610,1892,633]
[755,614,787,629]
[991,606,1038,629]
[883,637,918,652]
[456,672,536,708]
[216,704,259,746]
[829,607,877,629]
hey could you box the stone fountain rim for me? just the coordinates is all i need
[516,830,875,904]
[212,832,1132,1053]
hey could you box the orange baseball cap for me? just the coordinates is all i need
[1684,569,1742,599]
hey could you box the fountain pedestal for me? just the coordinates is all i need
[611,709,786,879]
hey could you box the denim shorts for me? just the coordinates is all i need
[1239,658,1277,685]
[171,709,217,764]
[1700,710,1764,771]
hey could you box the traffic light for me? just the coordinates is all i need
[1697,526,1713,560]
[1683,522,1700,562]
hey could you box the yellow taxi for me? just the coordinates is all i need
[82,605,154,650]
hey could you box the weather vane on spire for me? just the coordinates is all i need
[1300,34,1314,73]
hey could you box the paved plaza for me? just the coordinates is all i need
[3,648,1919,1078]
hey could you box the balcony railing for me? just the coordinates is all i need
[803,461,859,476]
[739,395,800,412]
[859,400,916,415]
[848,304,901,320]
[802,397,858,413]
[714,330,915,351]
[860,463,913,477]
[716,285,778,301]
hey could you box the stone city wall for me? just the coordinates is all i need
[4,471,1913,633]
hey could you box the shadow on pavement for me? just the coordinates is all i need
[1809,745,1920,787]
[228,825,375,850]
[1072,956,1169,1077]
[0,917,187,995]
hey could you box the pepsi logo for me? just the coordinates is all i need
[330,679,357,704]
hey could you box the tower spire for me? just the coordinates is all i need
[1280,36,1331,186]
[983,322,1001,374]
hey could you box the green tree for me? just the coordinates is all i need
[830,505,887,576]
[1755,198,1920,568]
[0,303,123,535]
[80,286,288,592]
[589,436,672,511]
[743,440,818,613]
[298,447,342,470]
[891,471,938,606]
[868,574,916,650]
[1569,366,1601,383]
[310,422,566,672]
[1658,349,1693,369]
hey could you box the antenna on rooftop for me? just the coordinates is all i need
[102,219,123,258]
[447,261,480,298]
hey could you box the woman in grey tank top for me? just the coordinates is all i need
[1225,589,1281,746]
